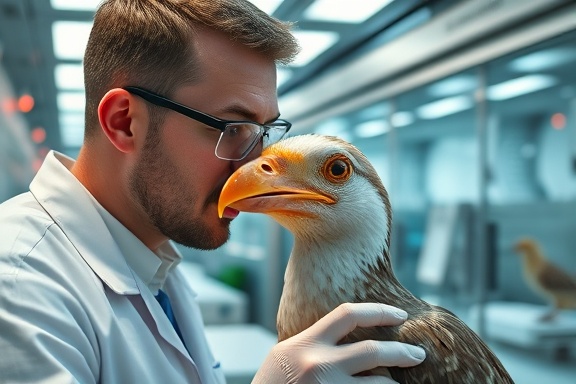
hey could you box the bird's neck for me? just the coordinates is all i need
[277,219,416,340]
[521,250,544,272]
[293,231,387,280]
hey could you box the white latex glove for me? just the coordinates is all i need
[253,303,425,384]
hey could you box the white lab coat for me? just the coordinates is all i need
[0,151,227,384]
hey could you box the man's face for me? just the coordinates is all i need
[129,28,279,250]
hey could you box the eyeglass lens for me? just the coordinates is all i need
[216,123,262,160]
[263,126,286,147]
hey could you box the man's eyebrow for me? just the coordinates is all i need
[217,104,281,124]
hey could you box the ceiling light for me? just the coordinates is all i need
[509,48,576,72]
[428,75,477,97]
[314,117,347,135]
[55,63,84,90]
[248,0,283,15]
[357,103,390,121]
[416,95,473,119]
[304,0,393,23]
[487,75,557,101]
[355,120,390,138]
[391,111,414,127]
[57,92,85,112]
[52,21,93,60]
[291,30,339,67]
[50,0,100,11]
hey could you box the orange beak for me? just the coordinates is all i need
[218,154,335,219]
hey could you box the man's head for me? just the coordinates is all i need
[76,0,299,251]
[84,0,298,137]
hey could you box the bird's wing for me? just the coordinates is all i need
[345,305,514,383]
[538,263,576,292]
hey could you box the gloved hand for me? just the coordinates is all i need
[253,302,426,384]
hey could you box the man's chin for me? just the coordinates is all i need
[176,235,229,251]
[167,219,231,251]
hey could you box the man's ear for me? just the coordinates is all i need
[98,88,143,153]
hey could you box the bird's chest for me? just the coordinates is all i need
[522,264,547,291]
[277,279,346,340]
[277,253,367,340]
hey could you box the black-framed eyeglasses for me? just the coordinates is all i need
[123,86,291,161]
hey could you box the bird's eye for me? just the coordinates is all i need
[322,154,352,183]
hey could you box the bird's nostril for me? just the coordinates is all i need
[261,163,273,173]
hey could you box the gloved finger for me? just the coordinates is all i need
[337,340,426,374]
[307,303,408,343]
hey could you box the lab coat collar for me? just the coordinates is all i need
[30,151,140,295]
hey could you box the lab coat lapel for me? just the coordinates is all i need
[30,151,139,295]
[166,267,226,383]
[139,281,193,361]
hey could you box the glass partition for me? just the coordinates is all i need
[391,69,480,308]
[481,30,576,365]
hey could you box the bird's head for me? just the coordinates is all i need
[513,237,544,263]
[514,238,537,252]
[218,134,392,247]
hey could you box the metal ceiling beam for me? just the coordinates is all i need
[279,0,575,132]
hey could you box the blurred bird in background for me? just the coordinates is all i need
[219,134,514,383]
[514,238,576,322]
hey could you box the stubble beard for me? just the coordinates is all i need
[129,128,231,250]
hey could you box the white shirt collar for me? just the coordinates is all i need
[96,202,182,294]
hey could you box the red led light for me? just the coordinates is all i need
[551,113,566,130]
[31,127,46,144]
[18,94,35,113]
[1,98,17,114]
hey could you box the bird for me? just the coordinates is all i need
[218,134,514,383]
[513,238,576,322]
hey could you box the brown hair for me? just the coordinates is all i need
[83,0,299,138]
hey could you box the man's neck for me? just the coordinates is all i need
[71,145,167,251]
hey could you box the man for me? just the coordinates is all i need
[0,0,425,382]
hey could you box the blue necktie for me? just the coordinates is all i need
[155,289,186,347]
